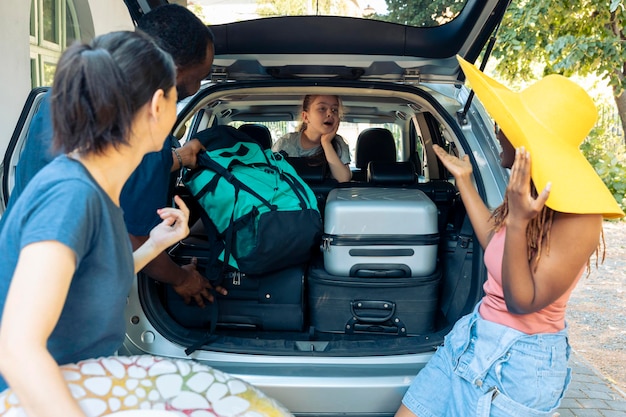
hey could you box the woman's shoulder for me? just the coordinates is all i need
[551,212,603,246]
[25,157,104,204]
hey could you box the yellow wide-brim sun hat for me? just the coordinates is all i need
[457,56,624,219]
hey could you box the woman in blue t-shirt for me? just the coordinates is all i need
[0,31,189,417]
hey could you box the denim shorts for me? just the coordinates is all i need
[402,303,571,417]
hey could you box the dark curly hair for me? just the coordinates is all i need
[137,4,214,69]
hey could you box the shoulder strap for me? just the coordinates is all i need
[196,151,276,210]
[184,295,219,355]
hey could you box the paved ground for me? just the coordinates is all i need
[558,351,626,416]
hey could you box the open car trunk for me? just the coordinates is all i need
[131,80,490,359]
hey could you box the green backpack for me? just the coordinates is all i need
[183,126,322,276]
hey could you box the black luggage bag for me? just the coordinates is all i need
[165,238,305,331]
[307,264,441,336]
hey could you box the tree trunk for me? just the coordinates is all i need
[613,85,626,148]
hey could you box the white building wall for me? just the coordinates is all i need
[0,0,134,156]
[0,1,31,158]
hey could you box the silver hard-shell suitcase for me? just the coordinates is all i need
[322,187,439,277]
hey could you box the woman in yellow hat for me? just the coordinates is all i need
[395,57,624,417]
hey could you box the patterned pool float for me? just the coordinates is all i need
[0,355,294,417]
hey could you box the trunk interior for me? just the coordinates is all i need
[136,83,487,357]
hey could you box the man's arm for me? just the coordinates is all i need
[129,233,226,307]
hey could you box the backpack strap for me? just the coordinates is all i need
[194,151,273,273]
[279,171,310,210]
[184,295,219,355]
[196,151,277,211]
[183,215,224,355]
[271,152,315,210]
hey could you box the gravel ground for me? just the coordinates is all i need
[567,220,626,395]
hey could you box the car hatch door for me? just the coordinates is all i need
[1,87,50,211]
[123,0,169,25]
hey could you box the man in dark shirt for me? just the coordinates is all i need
[7,4,222,307]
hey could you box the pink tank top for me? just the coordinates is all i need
[479,227,583,334]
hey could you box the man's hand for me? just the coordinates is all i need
[173,257,227,308]
[171,139,205,172]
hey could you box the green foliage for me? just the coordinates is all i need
[492,0,626,210]
[493,1,626,93]
[256,0,349,17]
[581,124,626,213]
[257,0,308,16]
[380,0,465,26]
[187,2,208,24]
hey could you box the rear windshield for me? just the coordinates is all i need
[193,0,467,27]
[229,120,403,167]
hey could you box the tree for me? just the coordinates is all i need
[492,0,626,146]
[256,0,356,17]
[187,1,208,24]
[380,0,463,26]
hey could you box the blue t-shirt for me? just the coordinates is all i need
[3,90,174,237]
[0,156,134,391]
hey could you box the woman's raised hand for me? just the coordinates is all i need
[505,147,550,226]
[432,144,472,180]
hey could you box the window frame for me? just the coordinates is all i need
[30,0,81,88]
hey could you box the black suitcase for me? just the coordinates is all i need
[166,238,305,331]
[308,264,441,336]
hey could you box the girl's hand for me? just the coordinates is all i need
[150,195,190,251]
[432,144,472,180]
[506,147,550,225]
[321,124,339,148]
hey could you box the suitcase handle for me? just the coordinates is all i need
[350,300,395,323]
[350,264,411,278]
[346,300,407,336]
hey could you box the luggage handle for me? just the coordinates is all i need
[346,300,407,336]
[350,300,396,323]
[350,264,411,278]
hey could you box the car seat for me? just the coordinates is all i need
[237,123,273,150]
[353,128,396,181]
[367,160,416,186]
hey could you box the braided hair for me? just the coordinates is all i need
[490,183,605,273]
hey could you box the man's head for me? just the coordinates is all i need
[137,4,215,100]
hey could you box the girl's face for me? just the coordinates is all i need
[302,95,340,136]
[496,124,516,169]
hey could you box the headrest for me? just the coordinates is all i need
[367,161,416,185]
[285,156,326,183]
[237,123,272,150]
[355,128,396,169]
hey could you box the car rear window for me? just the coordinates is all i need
[195,0,467,28]
[229,120,403,167]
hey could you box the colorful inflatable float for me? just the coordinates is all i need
[0,355,293,417]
